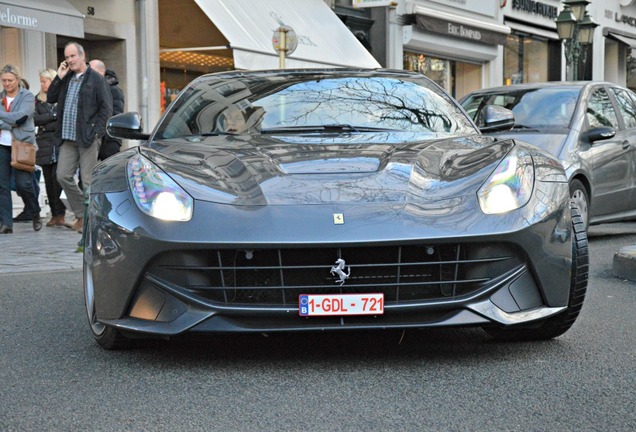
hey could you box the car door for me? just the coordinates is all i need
[585,85,633,217]
[615,87,636,213]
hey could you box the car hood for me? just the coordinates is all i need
[490,131,568,158]
[141,133,513,206]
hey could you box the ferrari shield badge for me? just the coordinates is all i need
[333,213,344,225]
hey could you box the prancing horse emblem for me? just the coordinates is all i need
[330,258,351,286]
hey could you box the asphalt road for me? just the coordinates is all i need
[0,228,635,431]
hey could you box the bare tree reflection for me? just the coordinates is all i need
[256,77,471,133]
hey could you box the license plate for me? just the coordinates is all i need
[299,293,384,316]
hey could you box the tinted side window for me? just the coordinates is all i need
[611,88,636,129]
[587,88,619,128]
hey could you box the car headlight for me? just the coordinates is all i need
[478,147,534,215]
[127,154,193,221]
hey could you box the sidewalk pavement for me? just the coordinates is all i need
[0,219,83,275]
[1,219,636,276]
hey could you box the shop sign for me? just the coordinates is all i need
[511,0,558,20]
[0,7,38,29]
[0,2,83,38]
[415,15,508,45]
[615,12,636,27]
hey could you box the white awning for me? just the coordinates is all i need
[0,0,84,38]
[506,20,558,41]
[193,0,381,69]
[608,32,636,50]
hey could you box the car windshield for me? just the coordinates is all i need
[462,87,581,129]
[154,73,476,140]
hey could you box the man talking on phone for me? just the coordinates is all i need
[47,42,112,233]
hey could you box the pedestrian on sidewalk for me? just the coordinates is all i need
[11,78,41,223]
[47,42,112,233]
[89,59,125,161]
[0,64,42,234]
[34,68,67,227]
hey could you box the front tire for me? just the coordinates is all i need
[570,179,589,230]
[483,202,589,341]
[83,226,129,350]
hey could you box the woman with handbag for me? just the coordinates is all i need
[34,68,66,227]
[0,64,41,234]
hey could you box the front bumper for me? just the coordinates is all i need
[85,178,572,337]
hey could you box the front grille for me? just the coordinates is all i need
[146,243,524,308]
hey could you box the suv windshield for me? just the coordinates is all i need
[154,73,476,140]
[462,87,581,129]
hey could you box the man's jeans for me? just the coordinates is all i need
[57,139,99,219]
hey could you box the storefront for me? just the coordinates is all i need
[501,0,636,89]
[0,0,149,215]
[594,0,636,90]
[401,0,510,99]
[158,0,380,111]
[502,0,564,84]
[0,0,84,91]
[0,0,148,124]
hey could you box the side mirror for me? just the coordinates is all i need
[587,126,616,143]
[107,112,150,140]
[479,105,515,133]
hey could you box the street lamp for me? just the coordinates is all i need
[555,0,598,80]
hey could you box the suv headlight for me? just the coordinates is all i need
[478,146,534,214]
[127,154,193,221]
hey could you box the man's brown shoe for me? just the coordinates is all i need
[46,216,60,227]
[71,217,84,233]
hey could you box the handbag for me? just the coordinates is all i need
[11,137,36,172]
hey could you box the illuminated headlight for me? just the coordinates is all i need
[127,154,193,221]
[478,147,534,214]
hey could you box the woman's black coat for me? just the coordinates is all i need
[33,97,60,166]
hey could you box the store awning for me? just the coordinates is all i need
[193,0,381,69]
[0,0,84,38]
[608,32,636,50]
[506,20,558,41]
[408,4,510,46]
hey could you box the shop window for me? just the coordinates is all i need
[403,51,481,99]
[504,32,560,84]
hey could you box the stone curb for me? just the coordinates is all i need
[613,245,636,282]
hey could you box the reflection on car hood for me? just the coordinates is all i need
[142,133,512,206]
[491,131,567,159]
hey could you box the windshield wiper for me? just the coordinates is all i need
[195,131,240,137]
[511,124,540,131]
[261,124,397,134]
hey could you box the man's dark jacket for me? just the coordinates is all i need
[47,65,112,148]
[105,69,124,117]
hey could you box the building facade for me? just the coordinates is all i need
[501,0,564,84]
[592,0,636,89]
[0,0,159,126]
[0,0,159,215]
[4,0,636,141]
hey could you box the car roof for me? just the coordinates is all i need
[204,68,423,79]
[464,81,622,95]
